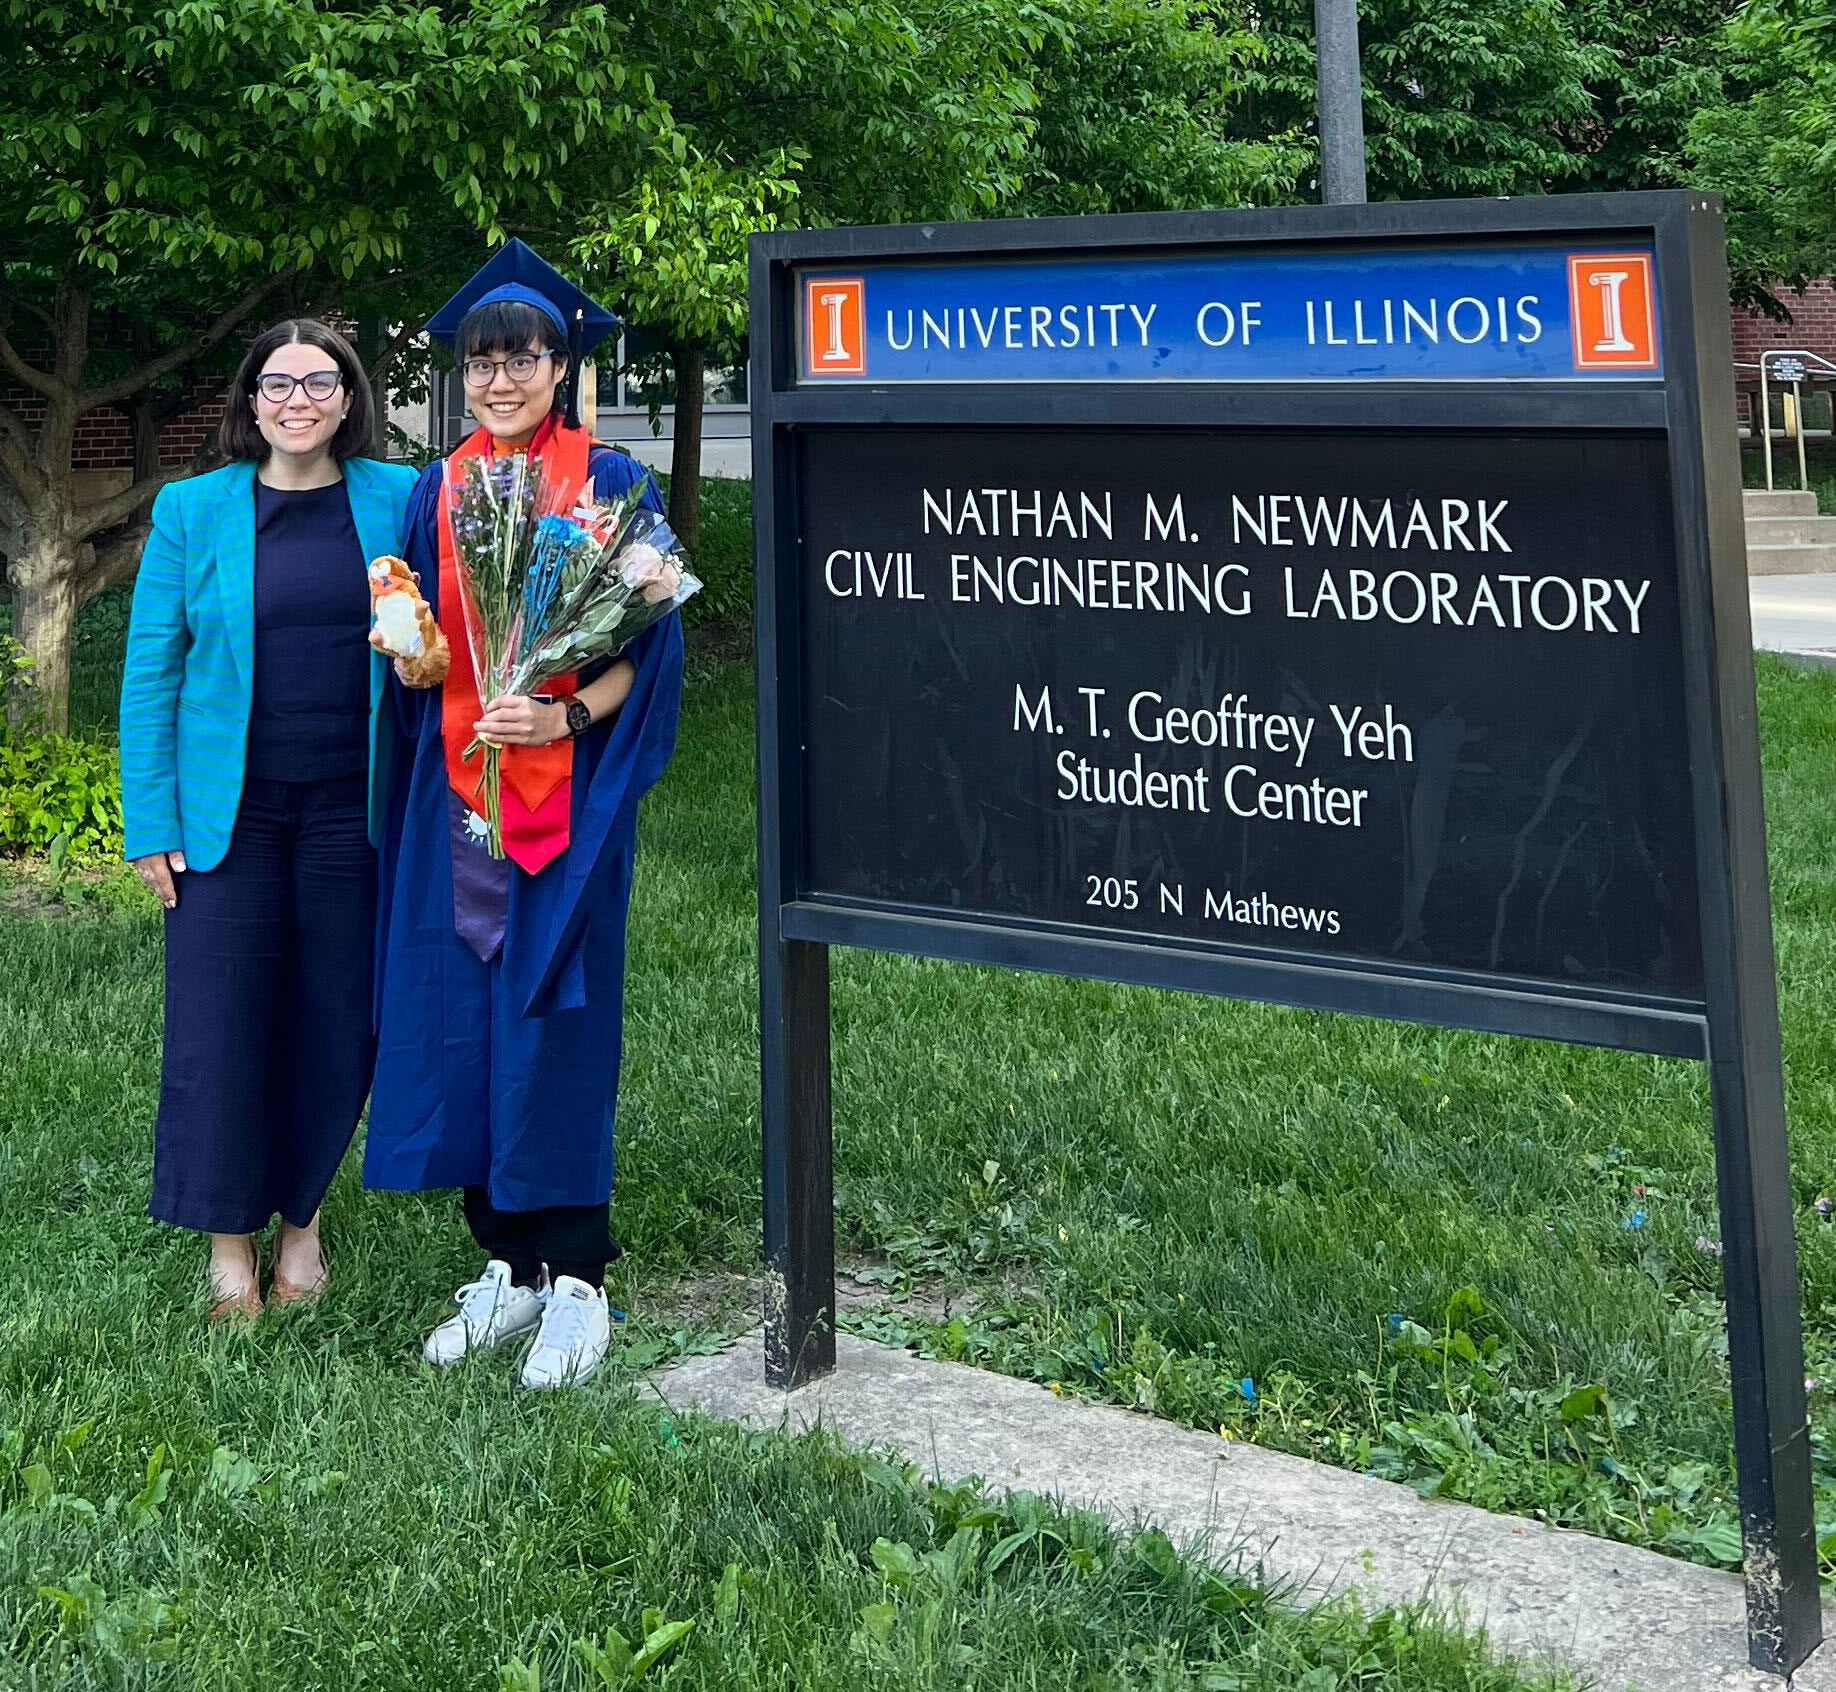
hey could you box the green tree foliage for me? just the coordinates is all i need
[1234,0,1737,201]
[1014,0,1304,217]
[577,0,1293,552]
[575,149,798,555]
[1689,0,1836,306]
[0,0,668,728]
[1561,2,1735,196]
[575,0,1051,553]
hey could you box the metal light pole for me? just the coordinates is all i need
[1315,0,1368,205]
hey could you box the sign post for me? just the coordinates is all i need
[749,193,1818,1672]
[1314,0,1368,206]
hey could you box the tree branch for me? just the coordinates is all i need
[0,321,62,400]
[79,433,222,588]
[367,318,423,384]
[71,463,190,542]
[0,402,50,516]
[85,520,156,595]
[297,253,455,333]
[0,286,55,333]
[79,268,302,413]
[52,278,91,391]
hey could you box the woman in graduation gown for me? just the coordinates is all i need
[365,243,685,1388]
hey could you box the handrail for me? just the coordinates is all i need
[1756,349,1836,492]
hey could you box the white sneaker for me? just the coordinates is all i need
[519,1275,612,1389]
[423,1259,543,1366]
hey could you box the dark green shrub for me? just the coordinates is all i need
[0,726,124,862]
[0,634,124,862]
[689,475,754,631]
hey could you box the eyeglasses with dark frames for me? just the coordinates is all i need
[461,350,560,389]
[257,369,343,404]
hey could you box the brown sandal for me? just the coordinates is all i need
[208,1244,262,1325]
[269,1265,329,1309]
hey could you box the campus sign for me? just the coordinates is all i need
[749,194,1816,1674]
[798,244,1661,382]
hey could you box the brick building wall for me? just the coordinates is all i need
[1730,280,1836,367]
[0,350,225,572]
[0,335,227,481]
[3,390,229,476]
[1730,282,1836,435]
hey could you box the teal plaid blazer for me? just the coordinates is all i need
[119,457,418,869]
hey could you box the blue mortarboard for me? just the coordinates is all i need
[425,238,619,358]
[426,239,619,428]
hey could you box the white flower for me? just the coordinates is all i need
[618,542,683,606]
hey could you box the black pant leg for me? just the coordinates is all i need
[462,1187,543,1288]
[276,773,377,1227]
[534,1205,621,1289]
[461,1189,619,1290]
[150,781,291,1233]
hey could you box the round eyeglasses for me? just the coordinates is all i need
[257,369,343,404]
[461,351,560,389]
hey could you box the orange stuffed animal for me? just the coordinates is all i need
[368,555,449,689]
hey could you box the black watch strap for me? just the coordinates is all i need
[564,697,593,738]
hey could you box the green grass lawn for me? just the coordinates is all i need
[623,649,1836,1577]
[8,637,1836,1687]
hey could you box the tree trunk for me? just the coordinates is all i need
[357,315,389,458]
[666,342,705,557]
[7,528,80,734]
[0,262,294,730]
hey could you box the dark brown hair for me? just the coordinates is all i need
[217,319,376,462]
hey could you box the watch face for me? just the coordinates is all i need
[566,699,592,736]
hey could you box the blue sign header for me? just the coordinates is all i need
[797,243,1661,385]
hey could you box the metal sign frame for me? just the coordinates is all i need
[749,192,1817,1673]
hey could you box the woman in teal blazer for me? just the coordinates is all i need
[120,318,416,1321]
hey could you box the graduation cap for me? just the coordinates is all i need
[425,239,619,428]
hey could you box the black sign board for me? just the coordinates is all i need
[749,195,1815,1671]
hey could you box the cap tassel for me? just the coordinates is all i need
[564,307,585,429]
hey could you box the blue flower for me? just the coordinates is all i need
[1385,1314,1405,1336]
[535,514,582,545]
[1239,1377,1257,1404]
[1623,1209,1649,1231]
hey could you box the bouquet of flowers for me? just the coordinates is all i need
[445,452,699,858]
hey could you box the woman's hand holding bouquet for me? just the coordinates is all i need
[444,457,699,856]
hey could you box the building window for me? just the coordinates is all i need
[605,331,748,414]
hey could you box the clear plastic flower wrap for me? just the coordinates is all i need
[444,453,700,858]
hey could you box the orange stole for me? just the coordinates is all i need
[436,418,591,875]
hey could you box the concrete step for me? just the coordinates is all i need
[1748,542,1836,575]
[1746,515,1836,546]
[1744,487,1820,517]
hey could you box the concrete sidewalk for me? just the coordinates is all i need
[1751,574,1836,671]
[654,1332,1836,1692]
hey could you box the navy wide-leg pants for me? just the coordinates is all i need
[150,774,376,1234]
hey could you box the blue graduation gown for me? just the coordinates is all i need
[363,448,684,1210]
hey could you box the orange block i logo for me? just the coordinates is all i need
[804,277,866,378]
[1567,254,1658,371]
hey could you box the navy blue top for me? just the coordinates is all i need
[247,478,370,783]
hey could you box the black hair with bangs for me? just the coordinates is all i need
[456,300,563,362]
[455,299,571,418]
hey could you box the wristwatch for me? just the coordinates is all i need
[562,696,593,738]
